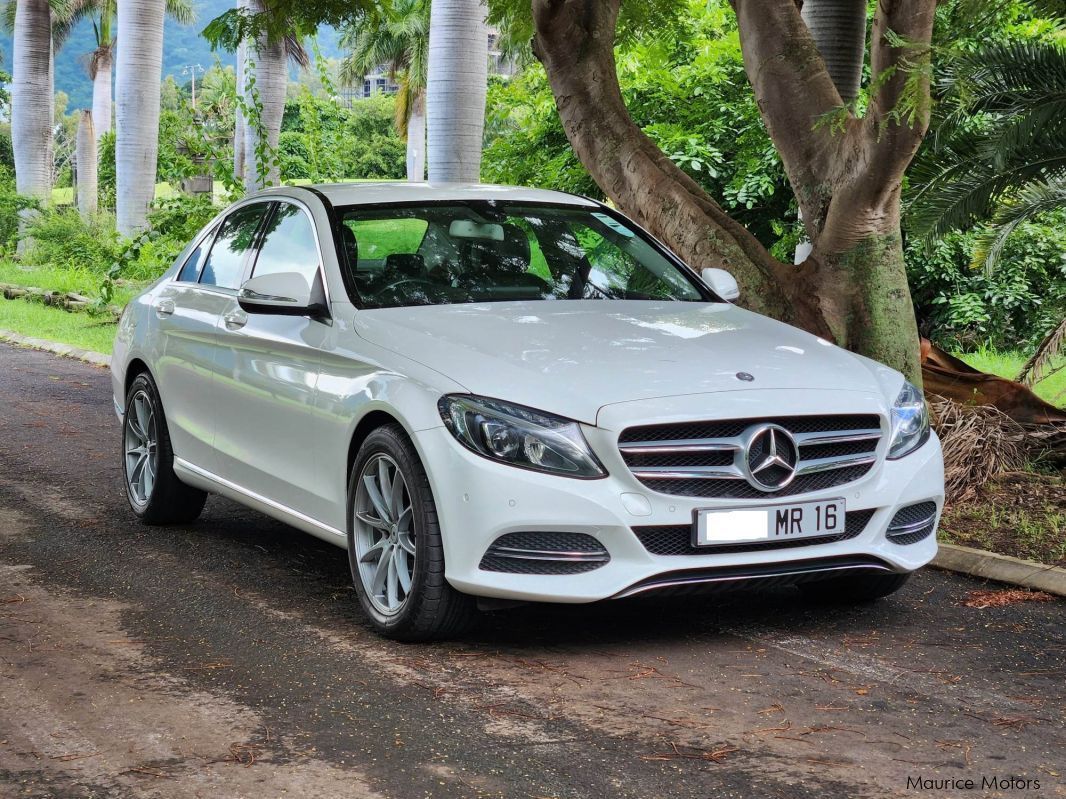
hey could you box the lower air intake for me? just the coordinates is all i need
[479,531,610,574]
[886,501,938,545]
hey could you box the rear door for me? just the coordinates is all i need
[211,200,332,519]
[152,202,270,471]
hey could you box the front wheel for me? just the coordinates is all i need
[799,571,911,603]
[347,424,476,641]
[122,372,206,525]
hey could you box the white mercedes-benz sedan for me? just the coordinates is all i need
[112,183,944,639]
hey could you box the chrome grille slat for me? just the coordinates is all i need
[630,465,746,480]
[794,454,877,476]
[618,438,743,455]
[619,415,882,499]
[792,429,882,445]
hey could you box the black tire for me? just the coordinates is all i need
[122,372,207,525]
[799,571,911,603]
[347,424,476,641]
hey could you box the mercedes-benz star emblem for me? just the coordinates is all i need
[743,424,798,491]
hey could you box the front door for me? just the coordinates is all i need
[211,201,331,520]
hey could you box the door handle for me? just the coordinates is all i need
[154,299,175,318]
[223,310,248,330]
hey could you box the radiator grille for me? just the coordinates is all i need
[619,415,882,499]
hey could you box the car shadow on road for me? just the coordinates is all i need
[189,496,929,651]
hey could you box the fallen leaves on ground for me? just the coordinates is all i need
[963,589,1054,608]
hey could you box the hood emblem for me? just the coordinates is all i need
[736,372,755,382]
[742,424,798,491]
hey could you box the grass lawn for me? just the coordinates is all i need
[0,261,140,307]
[955,347,1065,408]
[940,472,1065,567]
[0,298,117,355]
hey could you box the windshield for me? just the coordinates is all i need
[335,201,710,309]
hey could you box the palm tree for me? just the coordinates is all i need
[426,0,487,182]
[341,0,429,181]
[75,109,97,217]
[115,0,165,235]
[10,0,54,234]
[239,0,308,191]
[908,40,1066,269]
[52,0,194,150]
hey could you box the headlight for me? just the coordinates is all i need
[438,395,607,479]
[887,381,930,459]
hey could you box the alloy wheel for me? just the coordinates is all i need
[353,454,416,615]
[124,390,158,506]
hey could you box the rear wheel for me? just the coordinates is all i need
[800,571,911,603]
[123,372,206,525]
[347,424,476,640]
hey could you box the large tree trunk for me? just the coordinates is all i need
[76,110,98,218]
[12,0,54,254]
[426,0,488,182]
[234,35,247,187]
[115,0,165,236]
[406,91,426,181]
[91,49,113,146]
[532,0,933,383]
[243,0,286,192]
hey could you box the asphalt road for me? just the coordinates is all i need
[0,341,1063,799]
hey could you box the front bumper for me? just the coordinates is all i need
[412,391,944,604]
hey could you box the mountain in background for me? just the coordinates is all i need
[0,0,343,111]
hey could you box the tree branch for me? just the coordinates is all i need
[532,0,794,318]
[867,0,936,167]
[731,0,850,201]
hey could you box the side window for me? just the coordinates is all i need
[176,227,215,283]
[199,204,268,289]
[251,203,320,284]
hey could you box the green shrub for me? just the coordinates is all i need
[906,212,1066,351]
[20,207,122,271]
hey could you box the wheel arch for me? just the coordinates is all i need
[346,409,408,480]
[124,357,152,398]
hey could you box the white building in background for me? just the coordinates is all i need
[338,29,514,106]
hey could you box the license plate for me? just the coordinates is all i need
[694,498,846,547]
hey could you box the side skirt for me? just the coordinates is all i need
[173,458,348,549]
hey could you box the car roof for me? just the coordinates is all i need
[257,181,600,209]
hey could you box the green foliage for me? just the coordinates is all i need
[483,1,793,248]
[906,211,1066,351]
[19,207,122,272]
[279,91,406,181]
[908,39,1066,269]
[0,177,36,254]
[98,130,117,211]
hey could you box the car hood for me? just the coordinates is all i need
[355,300,887,424]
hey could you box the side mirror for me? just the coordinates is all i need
[701,267,740,302]
[238,271,321,316]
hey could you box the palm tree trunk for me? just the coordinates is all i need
[115,0,166,236]
[407,91,426,181]
[234,36,247,186]
[91,49,113,145]
[243,0,286,191]
[12,0,54,253]
[76,110,98,218]
[800,0,867,105]
[426,0,488,182]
